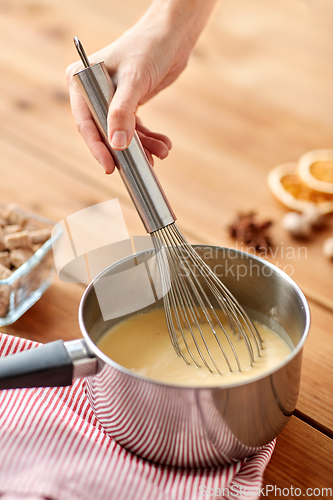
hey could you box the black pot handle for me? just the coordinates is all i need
[0,339,98,390]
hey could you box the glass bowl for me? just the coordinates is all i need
[0,208,62,326]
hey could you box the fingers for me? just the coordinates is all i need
[136,117,172,161]
[137,131,170,160]
[67,65,116,174]
[136,119,172,150]
[107,73,144,150]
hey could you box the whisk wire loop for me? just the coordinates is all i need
[163,226,235,373]
[151,223,263,374]
[172,226,263,354]
[153,228,220,372]
[151,235,188,362]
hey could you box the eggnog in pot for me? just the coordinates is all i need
[97,308,292,387]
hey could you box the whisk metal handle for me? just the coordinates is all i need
[73,40,176,233]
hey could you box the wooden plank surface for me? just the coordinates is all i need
[0,0,332,494]
[297,302,333,436]
[264,416,333,498]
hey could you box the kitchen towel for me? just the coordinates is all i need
[0,333,275,500]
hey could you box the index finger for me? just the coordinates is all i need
[68,75,116,174]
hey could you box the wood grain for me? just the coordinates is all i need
[264,417,333,498]
[297,302,333,435]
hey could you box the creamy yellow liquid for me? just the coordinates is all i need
[97,308,292,387]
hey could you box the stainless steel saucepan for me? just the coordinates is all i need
[0,246,310,468]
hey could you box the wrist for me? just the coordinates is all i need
[140,0,217,47]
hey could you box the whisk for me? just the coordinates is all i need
[73,38,263,374]
[151,225,263,374]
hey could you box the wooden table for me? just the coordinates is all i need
[0,0,332,497]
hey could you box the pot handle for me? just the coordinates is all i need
[0,339,98,390]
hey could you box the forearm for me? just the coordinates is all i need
[139,0,218,47]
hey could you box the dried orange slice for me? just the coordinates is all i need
[267,163,333,213]
[298,150,333,194]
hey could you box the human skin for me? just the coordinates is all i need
[66,0,217,173]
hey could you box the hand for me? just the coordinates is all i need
[67,55,173,174]
[66,0,216,174]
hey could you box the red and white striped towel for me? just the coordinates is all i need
[0,333,275,500]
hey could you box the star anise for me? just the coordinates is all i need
[228,211,274,251]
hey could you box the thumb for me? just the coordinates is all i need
[107,79,142,150]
